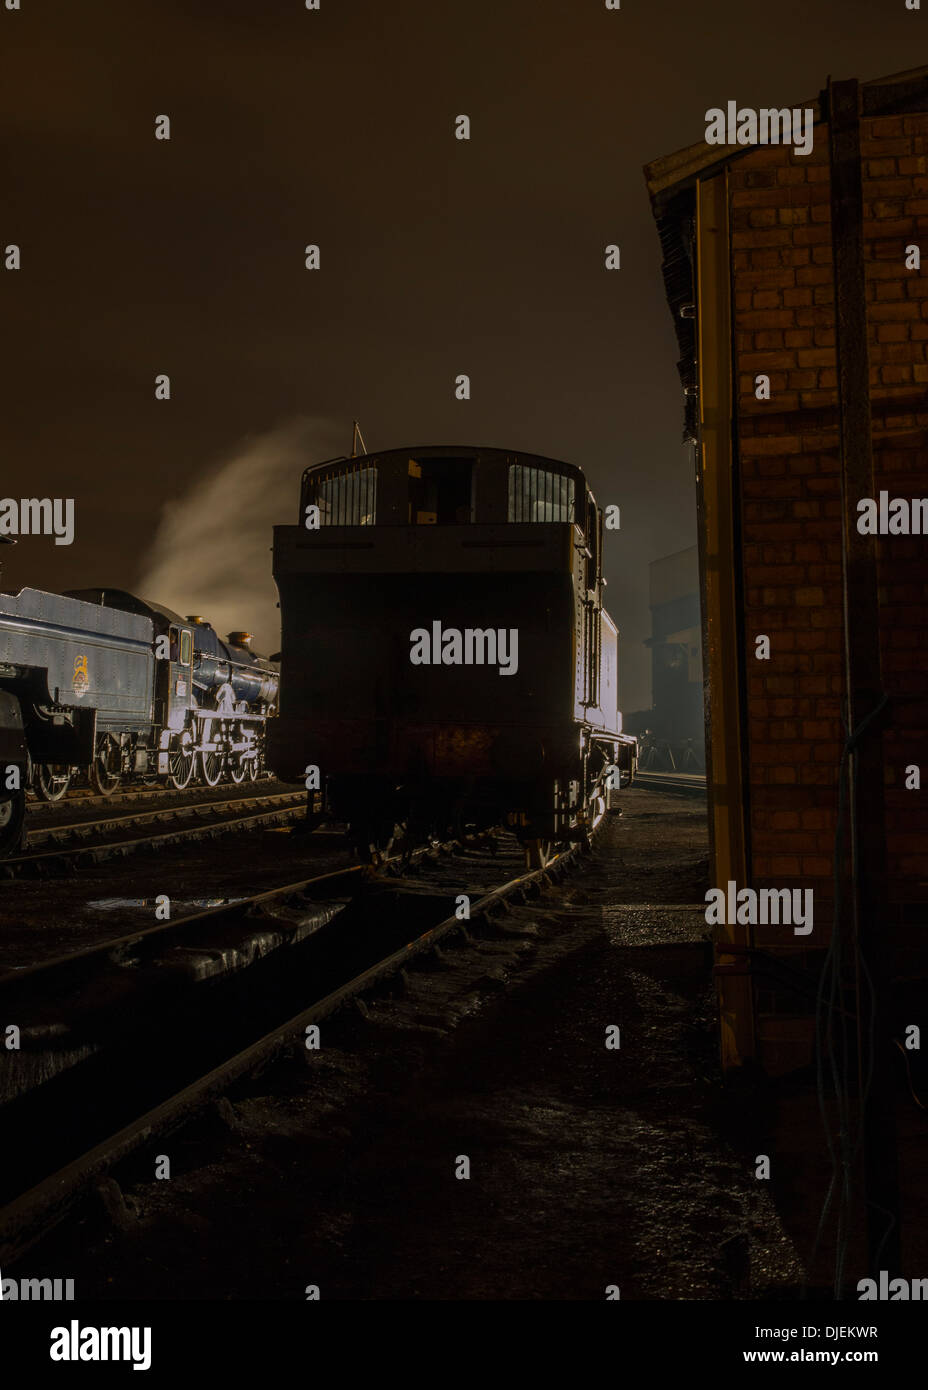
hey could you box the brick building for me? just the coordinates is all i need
[645,67,928,1075]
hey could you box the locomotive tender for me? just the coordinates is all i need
[269,445,635,859]
[0,584,278,854]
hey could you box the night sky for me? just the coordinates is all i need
[1,0,921,708]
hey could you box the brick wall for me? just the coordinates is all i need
[865,115,928,909]
[728,113,928,951]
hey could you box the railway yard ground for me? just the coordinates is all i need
[0,779,347,969]
[3,783,840,1302]
[3,784,926,1301]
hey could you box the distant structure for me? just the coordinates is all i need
[625,546,705,771]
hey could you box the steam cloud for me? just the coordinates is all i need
[136,418,346,656]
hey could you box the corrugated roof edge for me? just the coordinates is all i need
[643,63,928,205]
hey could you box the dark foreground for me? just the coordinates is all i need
[12,788,813,1300]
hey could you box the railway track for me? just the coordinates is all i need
[0,817,599,1266]
[633,771,707,797]
[3,788,309,872]
[25,777,274,811]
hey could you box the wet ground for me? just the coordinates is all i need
[0,782,352,969]
[16,788,810,1300]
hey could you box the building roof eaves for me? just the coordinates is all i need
[643,64,928,207]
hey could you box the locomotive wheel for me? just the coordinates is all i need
[0,787,26,857]
[169,732,196,790]
[35,763,72,801]
[90,735,122,796]
[200,749,224,787]
[228,729,248,784]
[248,733,264,781]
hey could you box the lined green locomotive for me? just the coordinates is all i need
[0,580,278,854]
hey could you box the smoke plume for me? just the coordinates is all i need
[136,418,346,656]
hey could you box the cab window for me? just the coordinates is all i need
[508,464,575,523]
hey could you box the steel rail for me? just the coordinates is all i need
[3,793,309,871]
[24,790,306,848]
[0,826,593,1265]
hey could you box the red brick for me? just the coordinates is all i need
[796,348,834,367]
[741,434,803,456]
[732,187,792,208]
[877,323,909,342]
[738,309,797,328]
[801,856,833,877]
[752,291,783,309]
[802,719,834,740]
[796,267,833,287]
[740,350,798,370]
[866,222,918,244]
[732,229,794,248]
[795,630,828,651]
[770,766,798,784]
[767,856,802,876]
[869,302,920,320]
[867,117,905,139]
[868,179,917,198]
[740,269,797,289]
[777,167,808,185]
[792,225,832,245]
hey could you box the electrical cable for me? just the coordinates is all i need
[806,692,888,1299]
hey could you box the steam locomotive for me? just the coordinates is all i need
[0,584,279,855]
[269,444,636,862]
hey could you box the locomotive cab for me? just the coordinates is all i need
[159,623,194,731]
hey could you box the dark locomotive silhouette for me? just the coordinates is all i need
[0,581,278,854]
[269,445,636,863]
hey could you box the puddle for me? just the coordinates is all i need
[86,897,250,912]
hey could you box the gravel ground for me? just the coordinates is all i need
[12,788,811,1300]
